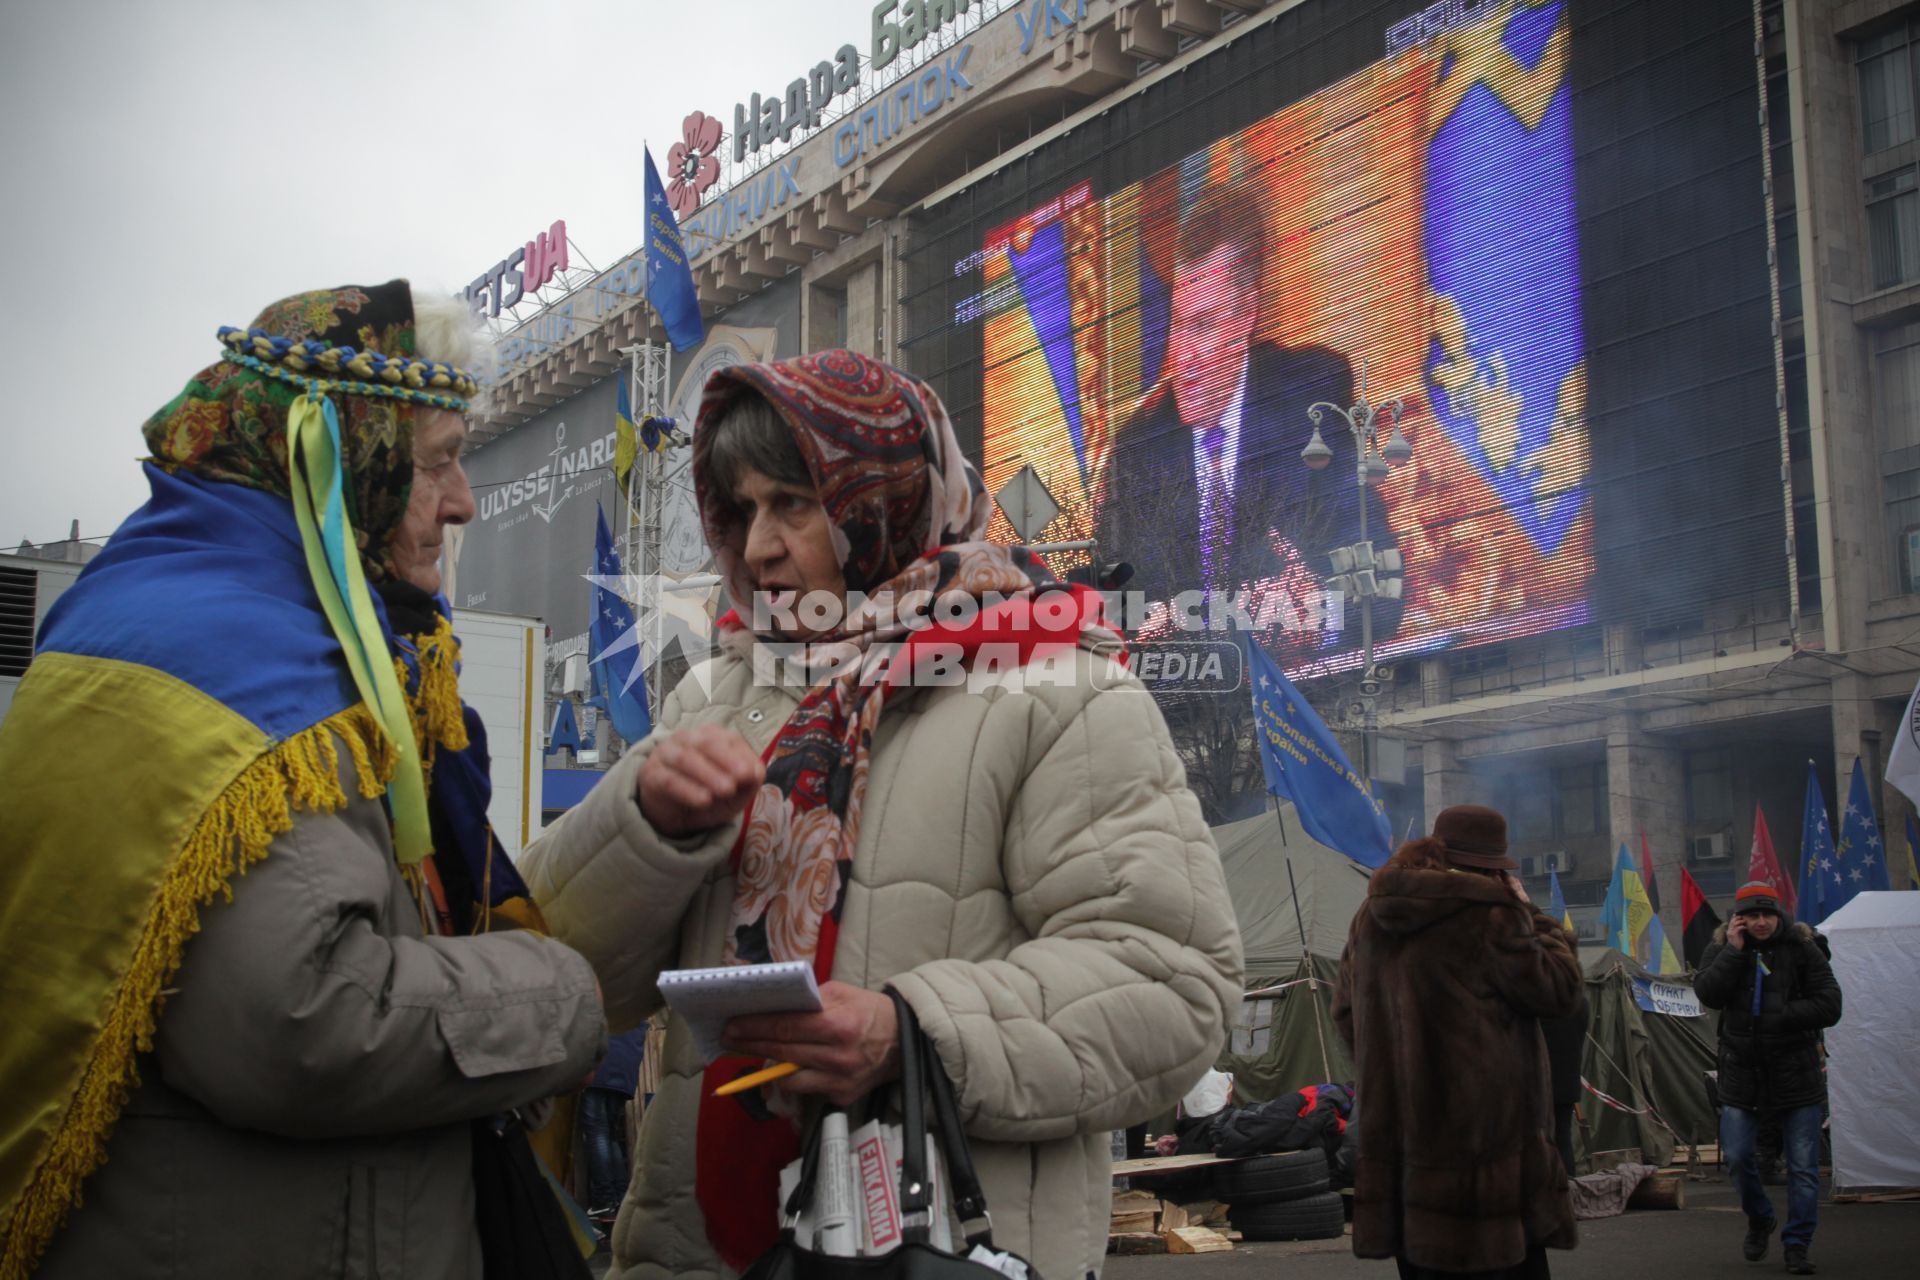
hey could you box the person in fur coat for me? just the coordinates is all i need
[1333,805,1584,1280]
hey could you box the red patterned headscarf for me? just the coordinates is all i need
[688,350,1119,1266]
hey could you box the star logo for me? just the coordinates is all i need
[1850,866,1865,883]
[1846,801,1859,818]
[1868,832,1881,849]
[582,572,720,702]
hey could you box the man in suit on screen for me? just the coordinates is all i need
[1092,186,1400,652]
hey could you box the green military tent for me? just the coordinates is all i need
[1207,806,1370,1101]
[1574,949,1719,1170]
[1205,811,1719,1166]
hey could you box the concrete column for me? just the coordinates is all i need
[1829,672,1870,826]
[803,282,847,351]
[1422,737,1490,820]
[1606,718,1687,952]
[844,261,881,357]
[1788,0,1884,648]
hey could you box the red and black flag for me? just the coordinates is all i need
[1680,866,1721,969]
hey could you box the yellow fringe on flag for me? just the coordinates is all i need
[0,705,396,1280]
[394,612,469,780]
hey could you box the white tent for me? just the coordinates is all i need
[1820,892,1920,1191]
[1212,804,1373,977]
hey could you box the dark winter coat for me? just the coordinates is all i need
[1541,989,1590,1109]
[1693,917,1841,1112]
[1333,864,1583,1273]
[1197,1084,1353,1160]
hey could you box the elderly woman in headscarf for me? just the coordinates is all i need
[520,349,1245,1280]
[0,282,607,1280]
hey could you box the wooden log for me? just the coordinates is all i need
[1159,1202,1190,1231]
[1110,1212,1157,1234]
[1108,1232,1169,1255]
[1181,1200,1230,1227]
[1628,1170,1686,1210]
[1163,1226,1233,1254]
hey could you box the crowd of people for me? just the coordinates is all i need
[0,283,1847,1280]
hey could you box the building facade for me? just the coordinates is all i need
[466,0,1920,945]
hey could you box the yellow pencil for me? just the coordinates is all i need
[712,1061,801,1097]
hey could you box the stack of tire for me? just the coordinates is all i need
[1210,1149,1344,1242]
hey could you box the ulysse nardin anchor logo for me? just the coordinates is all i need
[477,419,623,527]
[532,423,571,523]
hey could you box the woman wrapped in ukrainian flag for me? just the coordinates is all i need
[0,281,608,1279]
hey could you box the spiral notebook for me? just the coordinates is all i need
[658,960,823,1064]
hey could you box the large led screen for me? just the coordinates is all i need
[964,0,1593,671]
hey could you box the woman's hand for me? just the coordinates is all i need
[1502,872,1532,905]
[719,981,902,1108]
[637,725,765,838]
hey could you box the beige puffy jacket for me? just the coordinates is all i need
[521,639,1244,1280]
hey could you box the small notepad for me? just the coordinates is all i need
[658,960,823,1064]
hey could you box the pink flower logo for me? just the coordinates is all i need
[667,111,723,217]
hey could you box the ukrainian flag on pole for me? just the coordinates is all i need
[1548,865,1573,936]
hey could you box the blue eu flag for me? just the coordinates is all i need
[589,506,652,743]
[643,146,705,352]
[1245,638,1392,867]
[1797,760,1840,926]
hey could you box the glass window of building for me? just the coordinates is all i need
[1878,323,1920,593]
[1869,165,1920,289]
[1552,763,1605,839]
[1686,748,1734,830]
[1860,23,1918,154]
[1499,772,1554,845]
[1881,324,1920,452]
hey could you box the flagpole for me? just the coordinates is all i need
[1285,855,1309,956]
[1283,856,1336,1083]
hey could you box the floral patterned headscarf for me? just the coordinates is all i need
[142,280,433,583]
[693,346,993,607]
[686,350,1119,1268]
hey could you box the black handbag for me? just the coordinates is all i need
[739,990,1040,1280]
[469,1111,594,1280]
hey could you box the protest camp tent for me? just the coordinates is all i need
[1209,805,1371,1100]
[1575,949,1719,1170]
[1202,814,1725,1160]
[1217,805,1373,979]
[1820,892,1920,1191]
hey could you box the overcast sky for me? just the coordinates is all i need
[0,0,883,549]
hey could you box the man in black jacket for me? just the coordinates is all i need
[1694,882,1843,1275]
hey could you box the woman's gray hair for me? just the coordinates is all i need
[700,392,812,501]
[410,288,495,413]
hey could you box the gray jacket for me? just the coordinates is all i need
[37,746,607,1279]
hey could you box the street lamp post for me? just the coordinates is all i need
[1300,366,1412,779]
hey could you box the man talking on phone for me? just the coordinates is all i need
[1694,882,1842,1275]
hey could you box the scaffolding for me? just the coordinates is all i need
[619,339,674,718]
